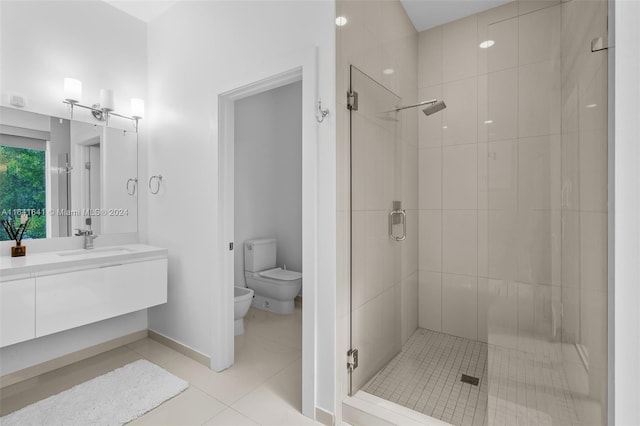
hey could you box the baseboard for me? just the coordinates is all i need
[0,329,148,389]
[148,329,210,367]
[316,406,335,426]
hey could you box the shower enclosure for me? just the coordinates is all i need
[345,0,609,425]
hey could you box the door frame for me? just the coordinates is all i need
[216,47,319,418]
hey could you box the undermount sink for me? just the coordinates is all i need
[56,247,134,258]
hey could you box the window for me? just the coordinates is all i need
[0,145,46,240]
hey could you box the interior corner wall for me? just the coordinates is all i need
[234,81,303,283]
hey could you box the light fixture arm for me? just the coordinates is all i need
[110,110,141,132]
[63,100,141,131]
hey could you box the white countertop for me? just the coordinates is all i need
[0,244,168,280]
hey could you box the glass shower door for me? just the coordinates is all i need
[483,1,608,424]
[348,65,404,395]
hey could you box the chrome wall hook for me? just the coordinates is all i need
[316,99,330,123]
[148,175,163,195]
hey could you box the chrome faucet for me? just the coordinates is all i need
[75,229,98,249]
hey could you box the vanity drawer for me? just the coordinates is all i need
[1,278,36,347]
[35,259,167,337]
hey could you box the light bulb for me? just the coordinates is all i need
[63,78,82,103]
[131,98,145,119]
[100,89,115,111]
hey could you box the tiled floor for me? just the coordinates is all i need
[363,328,488,426]
[363,328,579,426]
[0,304,317,426]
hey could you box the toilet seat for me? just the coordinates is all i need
[259,267,302,281]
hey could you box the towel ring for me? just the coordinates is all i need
[126,178,138,196]
[149,175,163,195]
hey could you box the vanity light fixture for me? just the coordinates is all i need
[62,78,144,131]
[336,16,347,26]
[479,40,495,49]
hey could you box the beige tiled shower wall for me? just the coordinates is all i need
[417,1,533,344]
[418,1,608,424]
[336,0,419,399]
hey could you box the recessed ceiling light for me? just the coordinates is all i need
[586,103,597,108]
[479,40,495,49]
[442,125,448,129]
[484,120,493,124]
[336,16,347,26]
[383,68,394,75]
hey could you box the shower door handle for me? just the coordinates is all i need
[389,209,406,241]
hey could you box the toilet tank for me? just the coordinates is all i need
[244,238,277,272]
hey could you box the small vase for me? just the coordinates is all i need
[11,241,26,257]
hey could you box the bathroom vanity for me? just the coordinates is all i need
[0,244,167,348]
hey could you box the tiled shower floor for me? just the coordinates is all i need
[363,329,488,425]
[362,328,579,426]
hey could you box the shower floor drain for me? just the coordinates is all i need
[460,374,480,386]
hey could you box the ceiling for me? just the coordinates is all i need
[102,0,178,23]
[102,0,511,31]
[400,0,512,32]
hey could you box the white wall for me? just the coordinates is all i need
[613,1,640,424]
[0,1,146,124]
[234,81,303,283]
[0,0,148,375]
[146,0,336,414]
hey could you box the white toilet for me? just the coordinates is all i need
[234,286,254,335]
[244,238,302,314]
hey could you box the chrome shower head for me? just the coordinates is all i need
[384,99,447,117]
[422,100,446,116]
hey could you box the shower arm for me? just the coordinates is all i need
[386,99,438,113]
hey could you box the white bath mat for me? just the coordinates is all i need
[1,359,189,426]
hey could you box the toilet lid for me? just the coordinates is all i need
[259,267,302,281]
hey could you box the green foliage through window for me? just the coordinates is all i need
[0,146,46,240]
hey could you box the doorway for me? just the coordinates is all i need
[217,62,319,418]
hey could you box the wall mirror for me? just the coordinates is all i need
[0,106,138,240]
